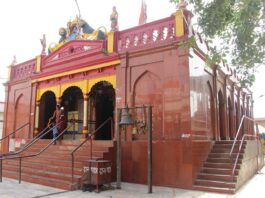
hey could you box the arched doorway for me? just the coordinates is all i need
[14,94,28,139]
[39,91,56,139]
[89,81,115,140]
[207,82,214,140]
[227,97,233,139]
[61,86,84,139]
[218,90,226,140]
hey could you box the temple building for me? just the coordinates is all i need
[1,3,263,194]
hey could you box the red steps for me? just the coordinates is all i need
[193,140,246,194]
[2,139,115,190]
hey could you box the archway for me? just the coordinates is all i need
[218,90,226,140]
[89,81,115,140]
[39,91,56,139]
[14,94,28,139]
[207,82,214,140]
[61,86,84,139]
[227,97,233,139]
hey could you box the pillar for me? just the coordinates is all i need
[83,93,89,138]
[34,100,40,136]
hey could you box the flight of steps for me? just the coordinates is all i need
[2,139,115,190]
[193,140,246,194]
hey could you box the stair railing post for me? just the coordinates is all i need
[0,159,2,182]
[116,108,121,189]
[71,154,74,184]
[19,157,22,184]
[147,106,152,193]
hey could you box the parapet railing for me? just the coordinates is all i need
[71,117,113,183]
[0,122,30,151]
[0,121,74,183]
[10,58,36,81]
[118,16,176,52]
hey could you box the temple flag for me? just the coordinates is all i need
[138,0,147,25]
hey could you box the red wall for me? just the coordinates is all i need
[2,80,35,151]
[116,45,204,188]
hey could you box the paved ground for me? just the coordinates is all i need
[1,168,265,198]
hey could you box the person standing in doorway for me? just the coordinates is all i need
[48,104,61,145]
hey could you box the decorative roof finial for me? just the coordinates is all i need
[40,34,46,55]
[177,0,187,10]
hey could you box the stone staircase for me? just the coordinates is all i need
[193,140,246,194]
[2,139,116,190]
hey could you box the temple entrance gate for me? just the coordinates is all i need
[39,91,56,139]
[89,81,115,140]
[61,86,84,139]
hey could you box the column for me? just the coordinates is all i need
[83,93,89,138]
[34,100,40,136]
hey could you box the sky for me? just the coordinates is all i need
[0,0,264,118]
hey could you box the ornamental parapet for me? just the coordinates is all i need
[10,58,36,82]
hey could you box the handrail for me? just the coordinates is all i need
[0,122,74,183]
[0,122,30,150]
[0,122,60,157]
[71,117,113,183]
[230,115,257,155]
[231,134,258,177]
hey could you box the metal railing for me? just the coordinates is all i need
[229,115,259,177]
[0,123,59,157]
[0,122,74,183]
[71,117,113,183]
[230,115,257,155]
[0,123,30,151]
[231,134,258,177]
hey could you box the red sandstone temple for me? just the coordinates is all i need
[1,4,263,194]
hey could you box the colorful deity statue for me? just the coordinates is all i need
[67,18,79,41]
[110,6,118,31]
[48,17,107,53]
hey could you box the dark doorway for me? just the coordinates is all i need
[39,91,56,139]
[218,90,226,140]
[89,81,115,140]
[61,86,84,137]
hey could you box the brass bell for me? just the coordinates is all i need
[132,127,138,135]
[119,105,134,125]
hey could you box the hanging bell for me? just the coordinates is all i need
[132,127,138,135]
[119,105,134,125]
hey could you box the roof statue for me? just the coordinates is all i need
[176,0,187,10]
[40,34,46,55]
[48,17,107,54]
[11,55,17,66]
[110,6,118,31]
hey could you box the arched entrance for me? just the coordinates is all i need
[227,97,233,139]
[61,86,84,139]
[14,94,28,139]
[89,81,115,140]
[39,91,56,139]
[218,90,226,140]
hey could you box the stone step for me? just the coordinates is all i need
[198,173,237,182]
[208,153,243,159]
[193,185,235,194]
[201,167,239,175]
[2,170,74,190]
[206,157,242,164]
[203,162,240,169]
[194,179,236,188]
